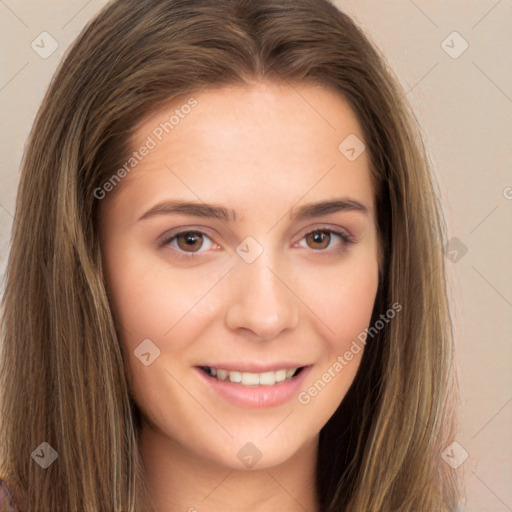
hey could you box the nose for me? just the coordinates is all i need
[225,253,299,341]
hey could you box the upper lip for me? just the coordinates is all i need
[196,362,310,373]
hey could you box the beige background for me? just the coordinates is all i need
[0,1,511,510]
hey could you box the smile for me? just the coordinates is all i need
[199,366,303,386]
[195,364,312,408]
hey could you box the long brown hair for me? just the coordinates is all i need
[0,0,463,510]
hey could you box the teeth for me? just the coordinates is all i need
[275,369,287,382]
[205,367,300,386]
[229,371,242,383]
[240,372,259,386]
[259,371,275,386]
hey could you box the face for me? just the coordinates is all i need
[99,81,379,471]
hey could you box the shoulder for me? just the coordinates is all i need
[0,478,19,512]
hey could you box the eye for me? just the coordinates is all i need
[161,230,214,259]
[161,226,355,261]
[297,228,354,253]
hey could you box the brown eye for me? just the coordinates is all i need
[305,230,332,250]
[175,231,205,252]
[299,228,353,253]
[161,228,215,260]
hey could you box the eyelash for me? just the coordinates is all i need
[160,226,355,261]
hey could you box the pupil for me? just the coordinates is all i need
[311,231,328,248]
[179,232,202,251]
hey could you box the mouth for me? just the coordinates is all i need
[198,365,305,387]
[195,364,312,408]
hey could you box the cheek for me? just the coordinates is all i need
[333,272,377,347]
[301,253,379,352]
[103,238,217,344]
[293,257,378,420]
[104,232,379,363]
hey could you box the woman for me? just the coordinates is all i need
[0,0,463,510]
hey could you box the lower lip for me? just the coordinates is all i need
[195,366,312,409]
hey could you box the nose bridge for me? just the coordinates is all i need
[225,244,299,339]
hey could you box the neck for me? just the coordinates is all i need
[138,421,319,512]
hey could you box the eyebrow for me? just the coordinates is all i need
[137,198,370,223]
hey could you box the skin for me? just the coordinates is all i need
[99,81,379,512]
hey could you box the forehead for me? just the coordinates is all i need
[132,81,366,158]
[106,81,374,222]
